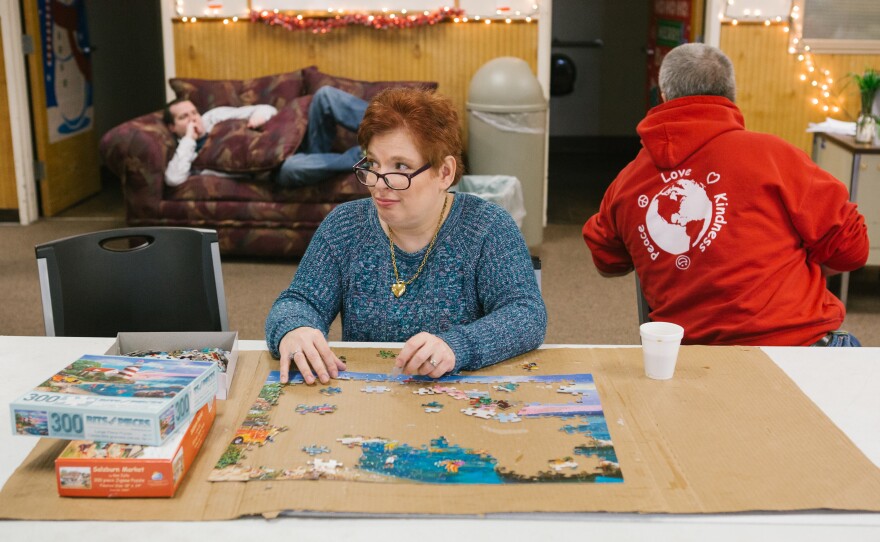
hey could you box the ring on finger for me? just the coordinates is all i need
[429,358,439,368]
[289,350,302,360]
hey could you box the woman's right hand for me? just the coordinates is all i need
[278,327,346,385]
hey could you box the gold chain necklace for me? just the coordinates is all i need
[387,194,449,298]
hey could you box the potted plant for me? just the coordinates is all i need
[851,68,880,143]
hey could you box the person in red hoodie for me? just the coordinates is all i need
[582,43,868,347]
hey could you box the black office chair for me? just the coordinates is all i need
[35,227,229,337]
[635,274,651,326]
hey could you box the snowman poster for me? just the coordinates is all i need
[39,0,93,143]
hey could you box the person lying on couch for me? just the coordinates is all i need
[164,86,367,188]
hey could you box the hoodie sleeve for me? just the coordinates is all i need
[582,186,635,275]
[787,161,868,272]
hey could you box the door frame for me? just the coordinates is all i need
[704,0,725,47]
[1,0,37,224]
[159,0,176,101]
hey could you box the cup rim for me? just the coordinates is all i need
[639,321,684,339]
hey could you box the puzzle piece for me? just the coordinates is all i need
[460,407,496,419]
[413,387,436,395]
[469,395,493,406]
[309,458,343,474]
[495,399,513,410]
[295,403,337,415]
[445,389,468,400]
[557,383,595,395]
[493,382,519,393]
[362,386,392,394]
[302,445,330,456]
[319,386,342,396]
[421,401,444,413]
[436,459,465,473]
[548,458,578,472]
[521,361,539,371]
[496,413,522,423]
[559,424,592,435]
[377,350,396,359]
[465,389,490,398]
[336,435,388,448]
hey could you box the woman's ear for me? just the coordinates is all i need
[438,155,456,191]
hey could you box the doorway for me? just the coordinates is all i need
[547,0,650,224]
[20,0,165,220]
[50,0,165,219]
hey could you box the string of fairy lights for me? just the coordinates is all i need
[174,2,539,32]
[719,2,844,117]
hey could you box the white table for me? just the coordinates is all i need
[2,337,879,541]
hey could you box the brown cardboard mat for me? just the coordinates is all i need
[2,346,879,519]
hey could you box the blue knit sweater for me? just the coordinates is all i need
[265,193,546,372]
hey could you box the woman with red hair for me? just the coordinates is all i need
[266,88,546,384]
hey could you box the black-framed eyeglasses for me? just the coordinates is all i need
[353,157,431,191]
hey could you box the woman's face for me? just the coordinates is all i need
[364,127,454,231]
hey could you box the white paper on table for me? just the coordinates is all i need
[806,117,856,135]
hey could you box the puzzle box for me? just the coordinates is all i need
[106,331,239,400]
[55,399,216,497]
[10,354,218,446]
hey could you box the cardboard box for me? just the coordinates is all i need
[106,331,239,400]
[55,399,216,497]
[10,354,218,446]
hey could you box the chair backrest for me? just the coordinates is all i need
[635,274,651,326]
[36,227,229,337]
[531,255,542,292]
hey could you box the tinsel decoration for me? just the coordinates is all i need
[250,7,467,33]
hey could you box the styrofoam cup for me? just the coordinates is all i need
[639,322,684,380]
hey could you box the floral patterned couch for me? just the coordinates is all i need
[100,67,437,258]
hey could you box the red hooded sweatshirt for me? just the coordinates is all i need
[583,96,868,346]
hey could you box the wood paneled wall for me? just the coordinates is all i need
[173,20,538,138]
[720,22,880,153]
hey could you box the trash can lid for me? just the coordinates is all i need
[467,57,547,113]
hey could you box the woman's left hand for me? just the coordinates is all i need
[395,332,455,378]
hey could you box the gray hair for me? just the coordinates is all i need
[659,43,736,102]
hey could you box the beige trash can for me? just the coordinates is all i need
[467,57,547,248]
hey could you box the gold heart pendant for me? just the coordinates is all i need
[391,282,406,298]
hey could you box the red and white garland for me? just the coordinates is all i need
[250,7,466,33]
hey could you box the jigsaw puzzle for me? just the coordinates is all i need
[210,355,622,485]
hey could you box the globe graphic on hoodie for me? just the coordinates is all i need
[645,179,713,255]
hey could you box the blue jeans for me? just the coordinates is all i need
[811,330,862,347]
[276,87,367,188]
